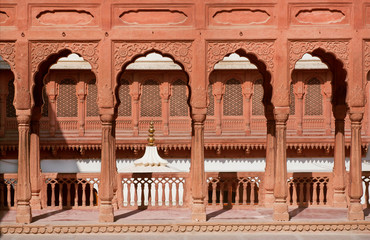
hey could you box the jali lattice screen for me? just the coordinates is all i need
[223,79,243,116]
[305,78,323,116]
[140,80,161,117]
[86,79,99,117]
[118,79,132,117]
[6,78,15,118]
[170,79,188,117]
[207,83,214,116]
[252,79,264,116]
[57,79,78,117]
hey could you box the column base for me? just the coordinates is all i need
[191,203,206,222]
[348,202,364,221]
[16,204,32,224]
[99,203,114,222]
[333,192,347,208]
[30,194,42,210]
[264,191,275,207]
[273,202,289,221]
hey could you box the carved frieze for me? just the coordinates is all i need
[113,41,192,76]
[207,41,275,74]
[30,42,99,76]
[288,40,349,70]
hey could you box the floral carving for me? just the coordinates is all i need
[30,42,99,76]
[207,41,275,73]
[0,42,15,71]
[364,41,370,77]
[114,41,192,77]
[289,40,349,70]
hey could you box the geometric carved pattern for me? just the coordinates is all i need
[140,80,161,117]
[57,79,78,117]
[113,41,192,77]
[86,79,99,117]
[118,79,131,117]
[207,41,275,73]
[252,79,264,116]
[290,83,295,115]
[305,78,322,116]
[6,79,16,118]
[207,83,214,116]
[42,87,49,117]
[289,40,349,70]
[223,79,243,116]
[170,79,188,117]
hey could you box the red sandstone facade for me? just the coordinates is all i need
[0,0,370,224]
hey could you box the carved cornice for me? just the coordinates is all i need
[1,222,369,234]
[30,42,99,76]
[207,41,275,74]
[0,42,15,72]
[113,41,193,77]
[289,40,349,70]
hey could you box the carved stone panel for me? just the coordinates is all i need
[0,6,16,26]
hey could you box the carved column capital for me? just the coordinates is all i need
[192,108,207,124]
[16,112,31,125]
[273,107,289,124]
[349,107,364,123]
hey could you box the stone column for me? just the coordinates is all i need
[30,109,42,209]
[323,79,332,135]
[129,81,140,136]
[273,107,289,221]
[242,81,253,135]
[332,105,347,207]
[348,108,365,220]
[16,112,32,223]
[213,81,223,135]
[293,78,304,136]
[46,80,57,136]
[99,112,115,222]
[77,81,87,136]
[264,105,275,207]
[190,109,207,222]
[160,81,170,135]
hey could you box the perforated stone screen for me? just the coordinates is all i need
[6,79,15,118]
[140,80,161,117]
[57,79,78,117]
[170,79,188,117]
[252,79,264,116]
[118,79,132,117]
[207,83,214,116]
[305,78,323,116]
[223,79,243,116]
[86,79,99,117]
[290,83,295,115]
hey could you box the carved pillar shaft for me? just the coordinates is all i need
[264,119,276,206]
[16,113,32,223]
[348,111,365,220]
[77,82,86,137]
[160,82,170,136]
[30,118,41,209]
[244,96,252,135]
[99,115,115,222]
[273,108,289,221]
[333,105,347,207]
[190,115,206,222]
[296,96,303,135]
[46,80,57,136]
[130,81,140,136]
[325,96,332,135]
[215,97,222,135]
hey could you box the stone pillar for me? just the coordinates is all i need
[323,79,332,135]
[129,81,140,136]
[16,112,32,223]
[99,112,115,222]
[348,108,365,220]
[332,105,347,207]
[242,81,253,135]
[264,105,275,207]
[293,78,304,136]
[30,109,42,209]
[213,81,223,135]
[77,81,86,136]
[46,80,57,136]
[273,107,289,221]
[160,81,170,135]
[190,110,207,222]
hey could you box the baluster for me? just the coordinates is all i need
[89,182,94,206]
[127,181,132,206]
[154,182,159,206]
[134,182,138,206]
[250,182,255,205]
[162,181,166,206]
[82,182,86,207]
[6,184,11,207]
[74,182,78,207]
[169,180,173,206]
[175,181,179,206]
[13,184,17,207]
[305,181,311,205]
[299,182,304,206]
[292,182,298,205]
[312,182,318,205]
[204,180,209,205]
[67,183,71,208]
[365,181,369,206]
[219,182,224,206]
[235,182,240,206]
[51,184,56,207]
[287,182,291,205]
[59,183,63,208]
[212,182,217,206]
[319,181,324,205]
[242,182,247,205]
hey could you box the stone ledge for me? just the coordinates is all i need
[1,221,370,234]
